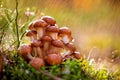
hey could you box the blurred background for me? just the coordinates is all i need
[0,0,120,71]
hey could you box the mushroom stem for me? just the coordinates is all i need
[31,40,43,58]
[62,43,76,58]
[62,35,69,44]
[27,53,34,60]
[62,50,71,58]
[37,47,43,58]
[44,42,50,56]
[44,42,49,51]
[49,33,58,40]
[30,36,36,41]
[32,47,37,57]
[49,45,62,55]
[37,28,44,39]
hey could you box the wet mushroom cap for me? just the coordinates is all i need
[28,22,35,30]
[26,30,37,37]
[29,58,45,70]
[51,40,64,48]
[46,26,59,33]
[45,54,62,65]
[65,43,76,52]
[59,27,71,36]
[31,40,43,47]
[73,52,83,59]
[41,16,56,25]
[18,44,32,56]
[41,35,52,42]
[34,19,48,28]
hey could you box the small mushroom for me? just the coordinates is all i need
[45,53,62,65]
[31,40,43,58]
[34,19,48,39]
[26,30,37,41]
[28,22,35,30]
[41,16,56,26]
[73,51,83,59]
[29,57,45,70]
[62,43,76,58]
[48,39,64,55]
[45,26,59,40]
[18,44,33,60]
[59,27,73,44]
[41,35,52,57]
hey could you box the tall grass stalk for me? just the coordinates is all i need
[15,0,20,48]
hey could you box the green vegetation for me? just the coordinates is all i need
[3,54,119,80]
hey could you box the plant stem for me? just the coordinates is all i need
[38,70,62,80]
[15,0,20,48]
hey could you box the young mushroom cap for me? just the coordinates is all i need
[41,35,52,42]
[26,30,37,37]
[59,27,73,43]
[18,44,33,60]
[45,26,59,40]
[66,43,76,52]
[29,57,45,70]
[59,27,71,36]
[73,51,83,59]
[51,39,64,48]
[34,19,48,28]
[28,22,35,30]
[45,54,62,65]
[31,40,43,47]
[41,16,56,26]
[46,26,59,33]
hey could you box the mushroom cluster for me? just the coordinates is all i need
[18,16,83,70]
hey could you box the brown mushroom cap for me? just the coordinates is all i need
[46,26,59,33]
[45,54,62,65]
[41,16,56,26]
[26,30,37,37]
[28,22,35,30]
[18,44,32,57]
[29,58,45,70]
[73,51,83,59]
[34,19,48,28]
[31,40,43,47]
[51,40,64,48]
[66,43,76,52]
[41,35,52,42]
[59,27,71,36]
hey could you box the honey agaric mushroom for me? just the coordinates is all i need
[41,16,56,26]
[45,53,62,65]
[62,43,76,58]
[41,35,52,57]
[28,22,35,30]
[18,44,33,60]
[26,30,37,41]
[29,57,45,70]
[59,27,73,44]
[34,19,48,39]
[31,40,43,58]
[48,39,64,55]
[73,51,83,59]
[45,26,59,40]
